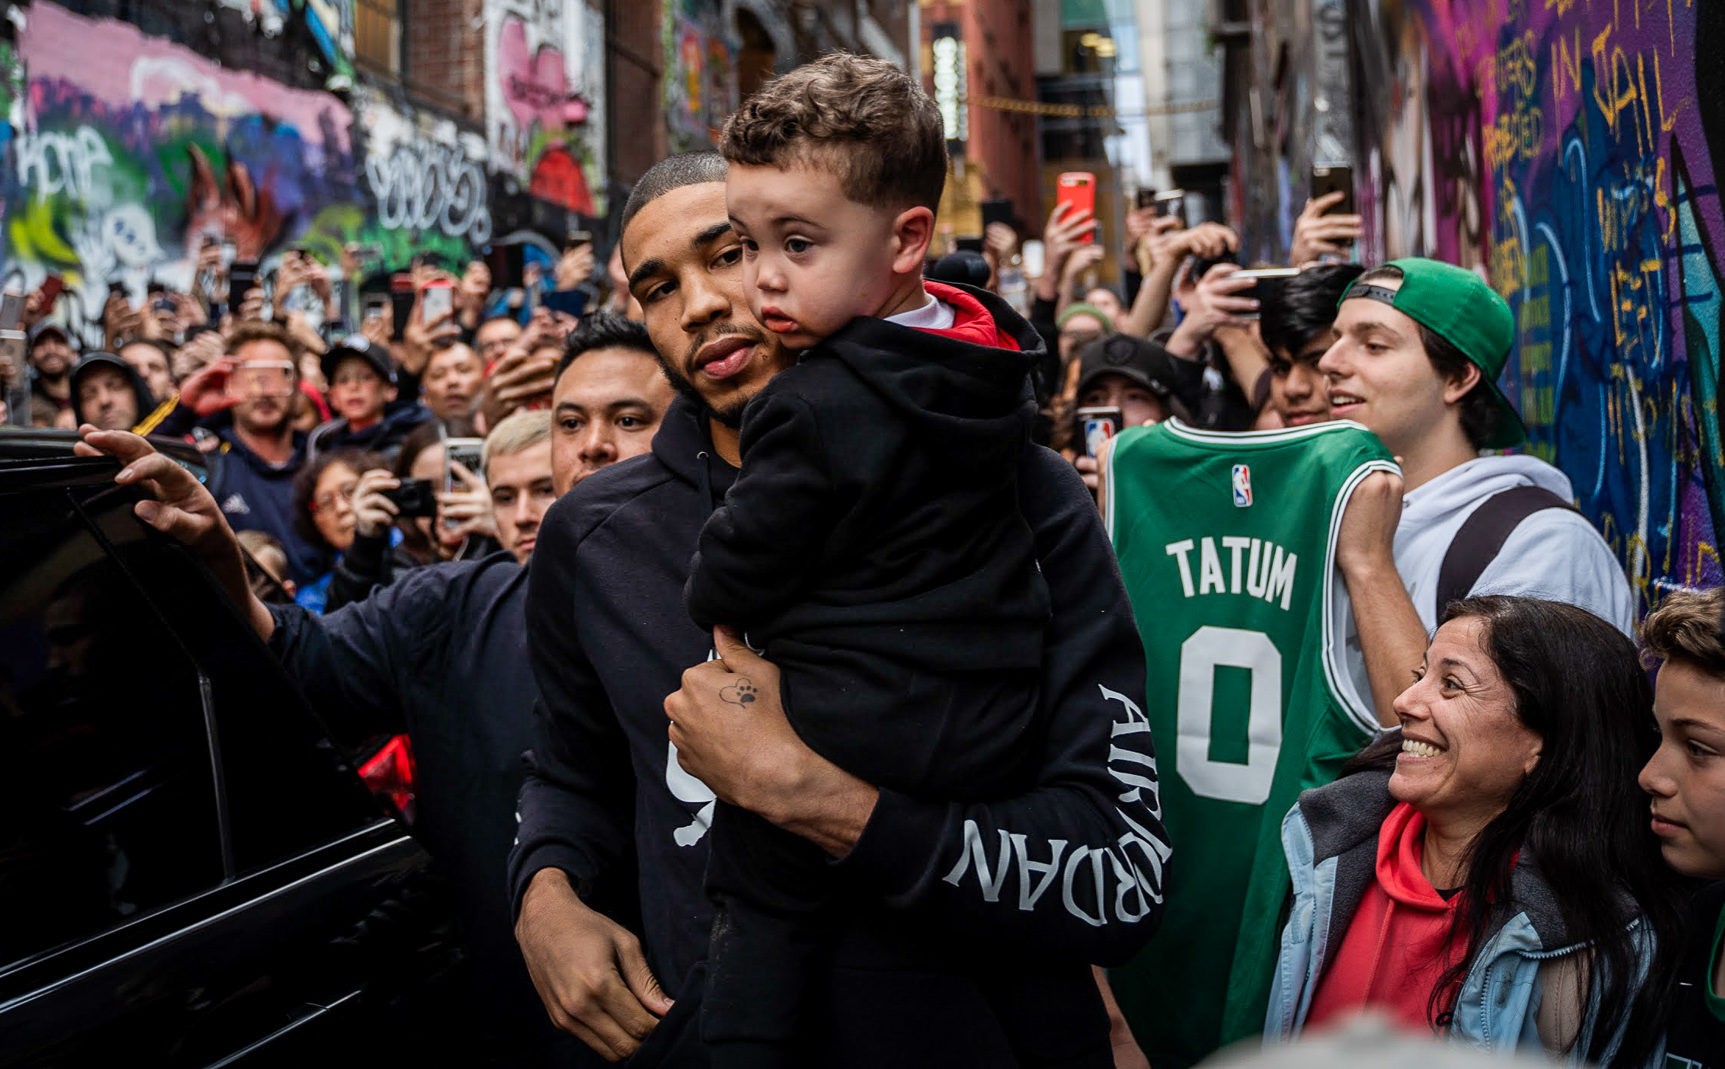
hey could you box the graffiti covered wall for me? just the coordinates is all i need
[1350,0,1723,610]
[0,2,537,332]
[6,2,365,320]
[483,0,605,218]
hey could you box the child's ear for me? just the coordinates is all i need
[891,206,936,276]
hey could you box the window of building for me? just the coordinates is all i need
[355,0,401,78]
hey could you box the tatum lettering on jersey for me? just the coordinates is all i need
[1163,536,1298,611]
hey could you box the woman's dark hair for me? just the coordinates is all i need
[1358,265,1502,448]
[1346,596,1685,1063]
[290,447,384,553]
[1260,263,1364,360]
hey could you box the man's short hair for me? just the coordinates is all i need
[719,52,948,213]
[621,152,730,231]
[555,311,658,385]
[1358,264,1504,449]
[226,320,304,362]
[483,409,553,481]
[1641,588,1725,677]
[1260,263,1364,360]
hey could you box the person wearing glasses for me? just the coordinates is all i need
[288,447,385,612]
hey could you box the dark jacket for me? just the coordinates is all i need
[1144,327,1255,430]
[510,393,1170,1066]
[306,399,431,460]
[268,556,591,1067]
[202,414,320,582]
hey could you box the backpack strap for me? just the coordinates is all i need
[1435,486,1577,615]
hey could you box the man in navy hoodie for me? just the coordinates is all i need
[509,151,1171,1067]
[156,322,323,582]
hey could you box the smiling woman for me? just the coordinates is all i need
[1266,596,1686,1066]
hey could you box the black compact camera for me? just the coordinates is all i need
[382,477,438,518]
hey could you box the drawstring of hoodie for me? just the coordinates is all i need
[695,449,717,520]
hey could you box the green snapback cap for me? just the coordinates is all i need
[1341,257,1526,448]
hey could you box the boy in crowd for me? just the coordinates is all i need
[684,54,1054,1064]
[306,335,429,460]
[1255,263,1363,428]
[1639,587,1725,1065]
[1324,259,1633,717]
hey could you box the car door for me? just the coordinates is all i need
[0,464,459,1066]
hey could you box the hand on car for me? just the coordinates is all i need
[73,426,265,636]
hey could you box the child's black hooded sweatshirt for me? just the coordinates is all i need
[685,281,1054,1062]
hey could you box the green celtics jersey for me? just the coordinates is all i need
[1102,418,1397,1069]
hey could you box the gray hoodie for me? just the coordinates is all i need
[1338,454,1633,716]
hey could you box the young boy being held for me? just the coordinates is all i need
[1639,587,1725,1065]
[684,54,1070,1065]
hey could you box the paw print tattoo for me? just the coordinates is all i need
[720,678,758,706]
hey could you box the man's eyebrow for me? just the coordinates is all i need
[626,257,665,292]
[554,401,586,417]
[606,397,654,411]
[1348,318,1406,342]
[626,221,736,290]
[693,220,735,248]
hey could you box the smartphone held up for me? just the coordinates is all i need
[420,279,455,324]
[1056,172,1097,242]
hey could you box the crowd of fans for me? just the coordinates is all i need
[13,51,1725,1069]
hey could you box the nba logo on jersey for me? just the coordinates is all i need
[1231,464,1253,507]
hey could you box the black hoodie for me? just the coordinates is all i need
[68,352,154,430]
[511,288,1171,1066]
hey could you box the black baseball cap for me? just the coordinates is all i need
[29,319,77,349]
[320,334,395,384]
[1075,334,1179,400]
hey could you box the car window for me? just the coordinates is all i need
[0,487,223,968]
[65,482,388,875]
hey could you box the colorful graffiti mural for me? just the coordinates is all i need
[1348,0,1724,610]
[6,2,361,317]
[483,0,604,217]
[0,2,529,333]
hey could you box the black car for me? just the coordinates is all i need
[0,443,464,1065]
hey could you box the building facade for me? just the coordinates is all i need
[1226,0,1724,610]
[0,0,909,318]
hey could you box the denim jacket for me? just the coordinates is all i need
[1264,770,1657,1065]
